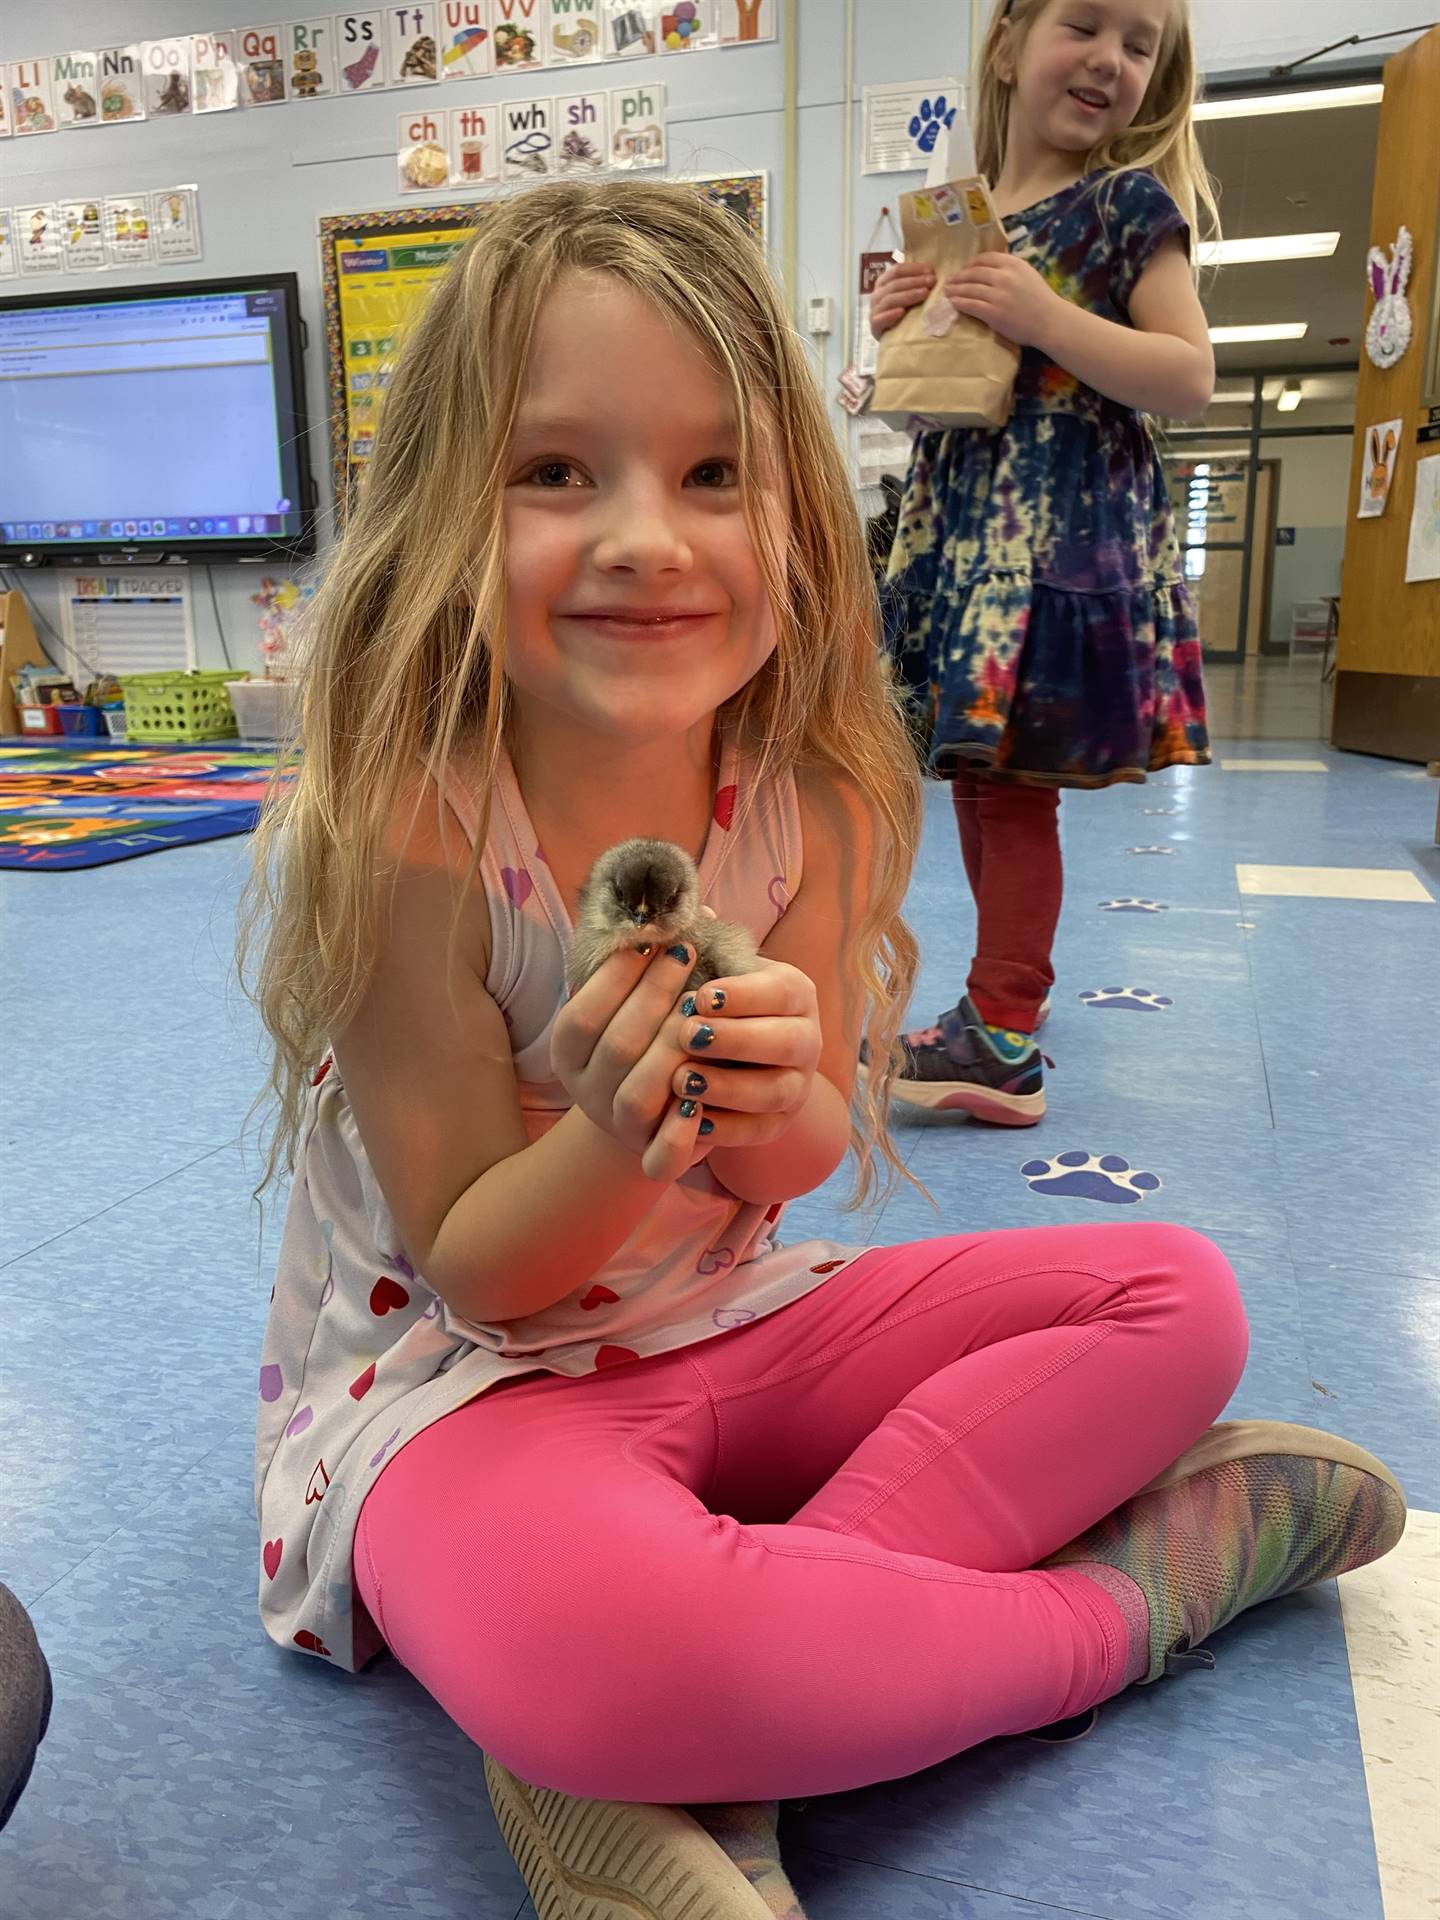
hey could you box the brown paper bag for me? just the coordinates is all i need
[871,174,1020,433]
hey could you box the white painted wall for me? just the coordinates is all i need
[1263,435,1353,651]
[1268,433,1355,529]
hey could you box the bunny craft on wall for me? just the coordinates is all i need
[1366,226,1413,370]
[1358,418,1402,518]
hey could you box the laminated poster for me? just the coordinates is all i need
[141,39,192,118]
[61,200,107,272]
[0,75,10,136]
[0,212,16,276]
[336,12,387,92]
[53,53,102,128]
[397,107,453,191]
[720,0,775,44]
[153,187,204,263]
[97,46,145,122]
[610,83,665,169]
[17,205,63,274]
[494,0,546,70]
[440,3,493,77]
[290,21,338,98]
[661,2,719,50]
[9,60,58,134]
[502,96,554,177]
[386,3,441,83]
[191,32,240,113]
[556,91,608,171]
[452,103,498,181]
[239,25,288,104]
[604,0,657,59]
[103,196,154,268]
[862,77,964,174]
[548,0,603,64]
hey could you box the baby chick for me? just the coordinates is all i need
[566,838,761,995]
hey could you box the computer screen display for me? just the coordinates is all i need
[0,273,315,563]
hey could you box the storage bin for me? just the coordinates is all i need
[58,704,106,737]
[225,677,298,746]
[102,704,128,739]
[17,705,62,736]
[120,670,238,743]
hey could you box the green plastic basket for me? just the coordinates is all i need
[120,670,239,743]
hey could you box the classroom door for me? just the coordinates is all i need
[1165,455,1275,661]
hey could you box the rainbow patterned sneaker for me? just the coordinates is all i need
[888,994,1047,1124]
[1047,1422,1407,1685]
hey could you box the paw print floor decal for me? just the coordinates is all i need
[1021,1152,1162,1205]
[1077,988,1173,1013]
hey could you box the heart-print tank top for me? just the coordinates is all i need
[254,731,860,1670]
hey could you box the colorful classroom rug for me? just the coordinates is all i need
[0,741,290,870]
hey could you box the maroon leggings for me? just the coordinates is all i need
[950,772,1063,1033]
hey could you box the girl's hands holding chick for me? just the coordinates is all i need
[670,963,821,1151]
[551,948,821,1185]
[551,941,706,1184]
[943,251,1062,350]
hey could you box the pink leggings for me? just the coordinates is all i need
[355,1223,1247,1803]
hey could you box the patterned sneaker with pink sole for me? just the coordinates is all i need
[887,994,1048,1124]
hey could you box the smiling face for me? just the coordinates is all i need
[1008,0,1169,158]
[500,269,784,754]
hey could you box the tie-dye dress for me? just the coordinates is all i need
[884,167,1210,788]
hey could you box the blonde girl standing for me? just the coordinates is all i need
[873,0,1217,1123]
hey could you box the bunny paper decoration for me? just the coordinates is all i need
[1365,226,1413,370]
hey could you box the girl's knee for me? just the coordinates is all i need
[1142,1223,1249,1391]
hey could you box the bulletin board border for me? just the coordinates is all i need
[682,170,769,247]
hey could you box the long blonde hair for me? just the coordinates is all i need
[238,179,921,1207]
[974,0,1220,248]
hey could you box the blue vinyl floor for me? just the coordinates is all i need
[2,739,1435,1919]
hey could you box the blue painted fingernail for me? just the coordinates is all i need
[689,1024,715,1050]
[679,1098,698,1120]
[680,994,697,1017]
[708,988,726,1011]
[698,1117,715,1136]
[684,1072,707,1095]
[668,945,690,965]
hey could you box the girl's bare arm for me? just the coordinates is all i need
[334,790,692,1327]
[945,236,1215,420]
[1044,239,1215,418]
